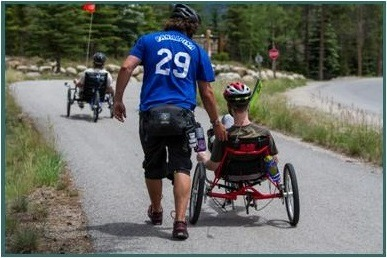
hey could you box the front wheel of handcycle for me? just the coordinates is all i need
[189,162,206,225]
[92,91,100,122]
[283,163,300,226]
[66,87,73,117]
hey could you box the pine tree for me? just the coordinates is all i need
[26,4,88,71]
[5,4,32,56]
[307,5,340,80]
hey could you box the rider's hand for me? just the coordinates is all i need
[113,101,126,122]
[196,151,209,163]
[213,123,228,141]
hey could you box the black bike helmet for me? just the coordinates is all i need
[93,52,106,66]
[223,82,252,106]
[170,4,201,23]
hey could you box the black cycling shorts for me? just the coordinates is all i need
[139,114,193,180]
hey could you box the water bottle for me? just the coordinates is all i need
[221,114,234,129]
[187,128,197,149]
[264,155,280,183]
[194,124,206,152]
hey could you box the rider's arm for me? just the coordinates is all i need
[197,152,220,171]
[107,72,114,87]
[74,72,85,88]
[197,81,227,141]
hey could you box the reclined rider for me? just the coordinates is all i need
[74,52,115,108]
[197,82,280,181]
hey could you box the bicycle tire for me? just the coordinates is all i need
[93,91,100,122]
[283,163,300,226]
[66,88,72,117]
[108,93,114,118]
[189,162,206,224]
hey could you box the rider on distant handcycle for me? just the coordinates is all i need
[74,52,115,108]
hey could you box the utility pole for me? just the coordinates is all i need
[205,29,212,58]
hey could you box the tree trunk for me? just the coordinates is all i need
[318,5,325,81]
[377,40,382,76]
[303,6,310,76]
[356,5,364,76]
[55,55,61,74]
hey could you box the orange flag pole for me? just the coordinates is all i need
[82,3,96,66]
[85,12,93,67]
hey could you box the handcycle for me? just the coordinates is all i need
[65,71,114,122]
[189,134,300,226]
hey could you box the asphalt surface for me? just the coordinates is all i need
[284,77,383,127]
[9,79,384,255]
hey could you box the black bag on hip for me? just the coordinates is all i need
[144,105,194,136]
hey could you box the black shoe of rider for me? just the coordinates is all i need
[79,102,84,109]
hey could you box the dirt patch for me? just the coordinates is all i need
[6,171,95,254]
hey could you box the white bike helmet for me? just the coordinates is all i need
[223,82,252,106]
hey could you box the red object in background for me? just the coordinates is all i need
[82,3,95,13]
[269,48,279,60]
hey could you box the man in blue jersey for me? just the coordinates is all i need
[113,4,227,240]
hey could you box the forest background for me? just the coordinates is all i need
[4,3,384,81]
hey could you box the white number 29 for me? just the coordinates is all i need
[155,48,191,78]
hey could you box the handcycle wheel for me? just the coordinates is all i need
[66,87,72,117]
[189,162,206,225]
[93,91,100,122]
[107,93,114,118]
[283,163,300,226]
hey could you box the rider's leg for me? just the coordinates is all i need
[173,171,191,222]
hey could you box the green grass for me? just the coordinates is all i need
[8,226,40,254]
[5,69,65,253]
[5,89,62,199]
[211,78,382,166]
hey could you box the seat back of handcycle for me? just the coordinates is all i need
[215,135,271,183]
[82,72,108,103]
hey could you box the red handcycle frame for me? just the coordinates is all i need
[189,136,300,226]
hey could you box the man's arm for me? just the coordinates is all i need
[197,81,227,141]
[115,55,141,102]
[113,55,141,122]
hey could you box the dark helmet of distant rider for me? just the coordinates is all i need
[164,4,201,38]
[93,52,106,69]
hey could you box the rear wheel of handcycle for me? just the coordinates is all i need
[189,162,206,225]
[66,87,72,117]
[107,93,114,118]
[93,91,100,122]
[283,163,300,226]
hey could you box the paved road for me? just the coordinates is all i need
[10,79,384,255]
[284,77,383,127]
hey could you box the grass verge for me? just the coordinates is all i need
[5,70,92,254]
[211,78,382,166]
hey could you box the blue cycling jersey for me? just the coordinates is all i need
[129,30,215,111]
